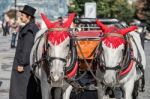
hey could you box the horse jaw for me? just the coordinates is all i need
[103,43,124,85]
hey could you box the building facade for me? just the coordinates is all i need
[16,0,68,20]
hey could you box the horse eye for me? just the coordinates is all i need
[47,44,51,48]
[67,44,70,47]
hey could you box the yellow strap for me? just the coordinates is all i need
[49,28,68,32]
[104,33,124,39]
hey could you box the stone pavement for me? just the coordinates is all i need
[0,33,15,99]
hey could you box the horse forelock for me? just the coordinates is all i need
[102,36,125,48]
[47,31,70,46]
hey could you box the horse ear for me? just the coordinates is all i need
[64,13,76,27]
[40,13,52,28]
[120,26,137,35]
[96,19,108,33]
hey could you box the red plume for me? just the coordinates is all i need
[120,26,137,35]
[41,13,52,28]
[96,19,108,33]
[64,13,76,27]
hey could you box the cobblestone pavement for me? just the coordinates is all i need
[0,33,150,99]
[0,33,15,99]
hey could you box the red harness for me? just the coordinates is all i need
[119,60,134,76]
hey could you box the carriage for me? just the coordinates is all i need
[73,18,119,69]
[30,15,146,99]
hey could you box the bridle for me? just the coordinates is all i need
[97,32,141,78]
[97,33,125,72]
[44,28,73,68]
[44,41,70,69]
[43,32,78,80]
[48,56,67,63]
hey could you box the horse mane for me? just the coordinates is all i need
[102,36,125,48]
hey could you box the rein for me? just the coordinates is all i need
[75,39,102,82]
[32,30,79,81]
[32,33,46,73]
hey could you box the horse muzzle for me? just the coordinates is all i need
[47,76,64,87]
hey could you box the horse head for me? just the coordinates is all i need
[100,33,126,85]
[41,13,77,84]
[96,19,137,86]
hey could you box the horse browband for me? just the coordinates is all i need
[104,33,124,39]
[49,28,68,32]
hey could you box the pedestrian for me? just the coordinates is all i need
[2,21,6,36]
[5,21,10,35]
[9,5,39,99]
[1,14,7,36]
[10,21,20,48]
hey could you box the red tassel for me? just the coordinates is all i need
[96,19,108,33]
[41,13,52,28]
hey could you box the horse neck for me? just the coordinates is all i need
[129,35,139,59]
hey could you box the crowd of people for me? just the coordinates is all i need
[1,10,41,49]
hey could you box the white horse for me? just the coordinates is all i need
[30,13,78,99]
[95,29,146,99]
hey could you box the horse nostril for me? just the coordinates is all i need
[47,76,51,83]
[50,71,53,75]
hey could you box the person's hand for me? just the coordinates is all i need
[17,66,24,73]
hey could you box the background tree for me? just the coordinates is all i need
[68,0,97,16]
[146,0,150,28]
[135,0,150,30]
[68,0,135,22]
[97,0,135,22]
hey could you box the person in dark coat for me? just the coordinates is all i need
[9,5,40,99]
[5,21,10,35]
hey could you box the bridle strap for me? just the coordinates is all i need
[104,33,124,39]
[49,56,67,63]
[49,28,68,32]
[105,65,121,71]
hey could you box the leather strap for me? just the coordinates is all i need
[49,28,68,32]
[104,33,124,39]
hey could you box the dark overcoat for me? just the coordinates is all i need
[9,20,39,99]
